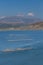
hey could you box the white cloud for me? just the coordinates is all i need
[27,12,34,16]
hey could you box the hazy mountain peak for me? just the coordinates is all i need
[0,16,41,24]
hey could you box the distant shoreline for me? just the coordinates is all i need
[0,21,43,31]
[0,28,43,31]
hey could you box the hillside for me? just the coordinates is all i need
[21,22,43,30]
[0,21,43,30]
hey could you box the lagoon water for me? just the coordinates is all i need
[0,30,43,65]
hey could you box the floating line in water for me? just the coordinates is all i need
[8,39,32,42]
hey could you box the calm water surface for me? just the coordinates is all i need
[0,30,43,65]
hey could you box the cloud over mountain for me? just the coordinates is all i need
[27,12,34,16]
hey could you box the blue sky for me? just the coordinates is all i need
[0,0,43,19]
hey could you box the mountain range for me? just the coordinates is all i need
[0,16,43,30]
